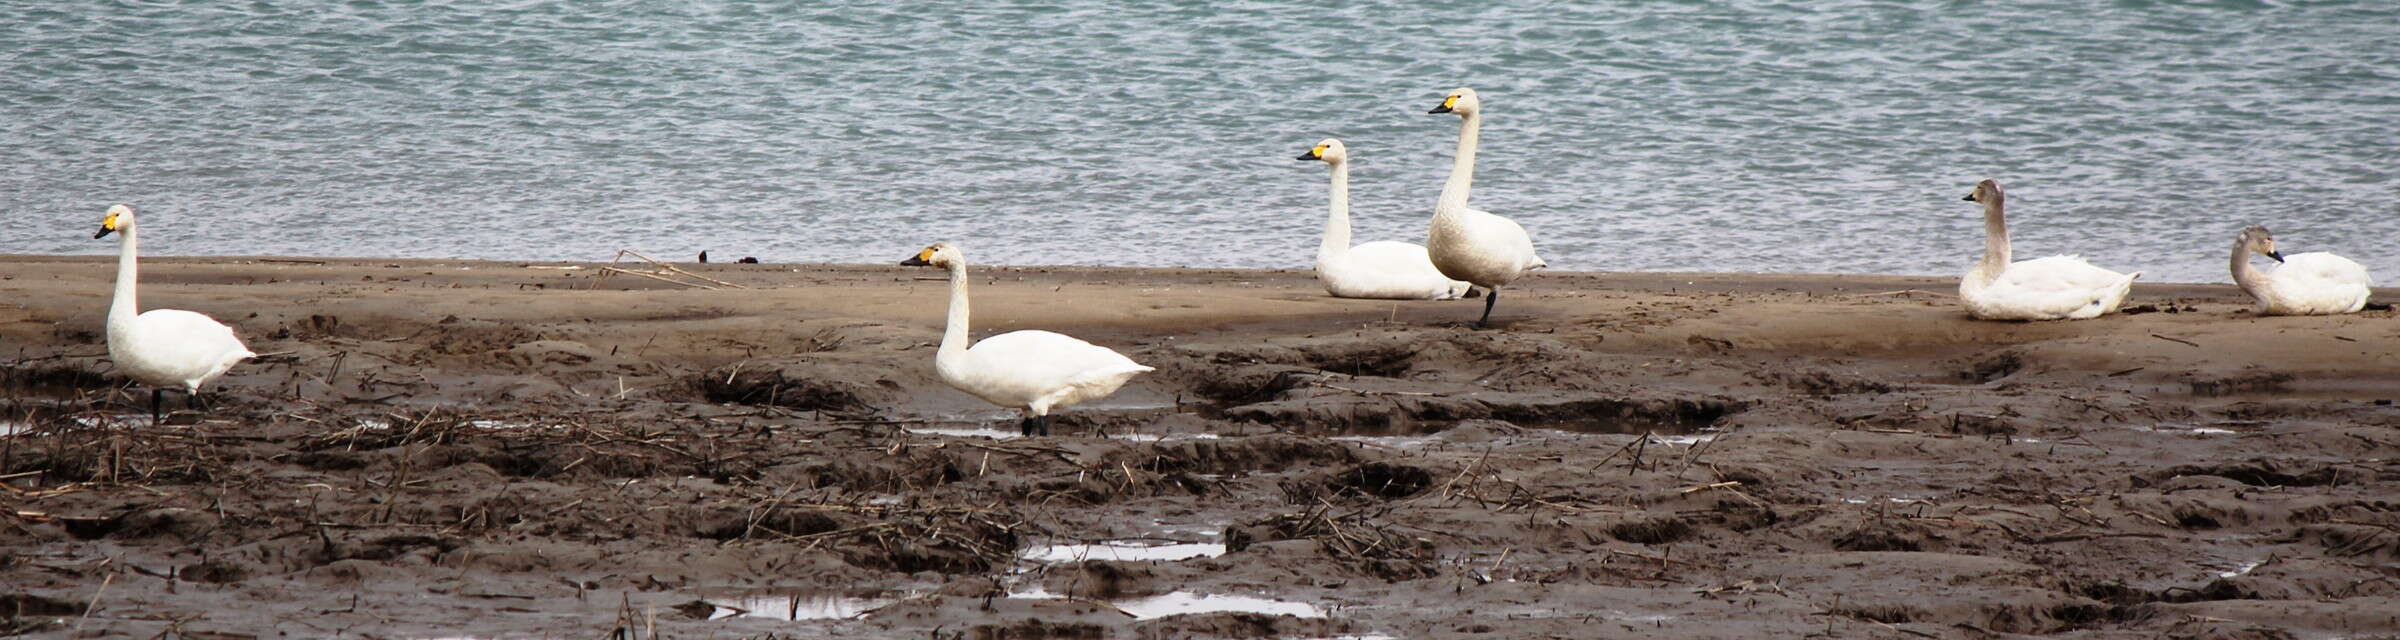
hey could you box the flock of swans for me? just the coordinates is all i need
[91,87,2376,432]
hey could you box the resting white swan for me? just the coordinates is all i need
[901,242,1153,436]
[94,204,255,423]
[2230,225,2373,315]
[1425,88,1545,327]
[1956,180,2139,321]
[1298,138,1474,300]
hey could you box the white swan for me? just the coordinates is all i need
[901,242,1154,436]
[1425,88,1545,327]
[94,204,255,423]
[1956,180,2139,321]
[2230,225,2373,315]
[1297,138,1474,300]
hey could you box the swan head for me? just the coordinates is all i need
[1961,179,2003,206]
[94,204,134,239]
[1428,88,1481,116]
[1297,138,1348,164]
[2239,225,2283,262]
[901,241,963,268]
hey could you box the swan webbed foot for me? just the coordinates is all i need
[1018,415,1052,437]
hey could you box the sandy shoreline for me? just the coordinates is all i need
[3,254,2395,638]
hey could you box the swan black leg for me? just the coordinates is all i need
[149,389,163,425]
[1019,415,1052,437]
[1474,288,1499,328]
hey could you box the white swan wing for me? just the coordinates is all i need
[127,309,254,389]
[1429,207,1543,286]
[2271,252,2373,313]
[1975,256,2138,320]
[1325,241,1473,300]
[2277,252,2372,287]
[950,330,1151,413]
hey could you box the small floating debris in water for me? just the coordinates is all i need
[1025,540,1226,563]
[2217,559,2266,579]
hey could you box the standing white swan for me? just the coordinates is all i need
[901,242,1153,436]
[1956,180,2140,321]
[94,204,254,423]
[1298,138,1473,300]
[1425,88,1545,327]
[2229,225,2373,315]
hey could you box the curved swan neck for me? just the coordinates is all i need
[109,223,141,335]
[940,261,971,356]
[1437,111,1479,212]
[1975,195,2010,285]
[1319,158,1351,263]
[2230,238,2269,298]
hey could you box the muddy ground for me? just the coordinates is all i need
[1,254,2396,639]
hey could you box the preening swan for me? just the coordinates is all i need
[1956,180,2139,321]
[94,204,255,423]
[1297,138,1474,300]
[1425,88,1546,327]
[901,242,1154,436]
[2229,225,2373,315]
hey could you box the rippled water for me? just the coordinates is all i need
[5,0,2395,283]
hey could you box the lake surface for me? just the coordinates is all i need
[5,0,2396,283]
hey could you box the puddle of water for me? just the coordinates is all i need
[1113,591,1324,619]
[904,425,1023,440]
[1013,587,1324,619]
[2146,424,2245,436]
[1329,435,1443,449]
[1025,540,1226,563]
[704,586,1321,623]
[704,592,906,621]
[1106,431,1220,442]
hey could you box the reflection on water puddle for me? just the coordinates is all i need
[707,592,901,621]
[899,424,1209,441]
[1114,591,1324,619]
[904,425,1023,439]
[1013,587,1325,619]
[705,587,1323,622]
[1025,540,1226,563]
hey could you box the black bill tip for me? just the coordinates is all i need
[93,227,113,239]
[901,256,930,266]
[2267,251,2285,263]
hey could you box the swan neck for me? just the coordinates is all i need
[2230,239,2269,296]
[109,224,140,334]
[1437,112,1479,212]
[939,261,970,356]
[1319,159,1351,263]
[1975,198,2010,284]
